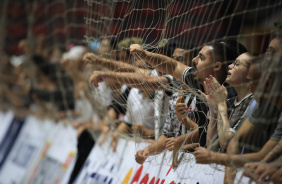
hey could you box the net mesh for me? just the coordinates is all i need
[1,0,282,182]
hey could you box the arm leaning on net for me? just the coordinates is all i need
[170,132,200,167]
[172,141,199,168]
[225,139,278,183]
[261,139,282,163]
[132,124,155,137]
[244,138,282,182]
[192,140,277,183]
[244,155,282,183]
[89,70,169,90]
[135,134,167,164]
[130,44,188,82]
[193,118,277,183]
[194,118,257,182]
[83,52,136,72]
[170,129,200,163]
[224,118,259,183]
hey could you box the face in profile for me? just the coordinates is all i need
[191,46,214,84]
[226,53,251,87]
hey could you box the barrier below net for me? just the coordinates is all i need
[75,136,254,184]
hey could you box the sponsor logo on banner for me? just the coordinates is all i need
[121,165,182,184]
[80,159,115,184]
[121,167,133,184]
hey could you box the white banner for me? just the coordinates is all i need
[0,116,53,184]
[28,122,77,184]
[0,116,77,184]
[0,110,14,144]
[0,113,256,184]
[74,137,225,184]
[75,137,256,184]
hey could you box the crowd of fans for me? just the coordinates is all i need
[0,27,282,183]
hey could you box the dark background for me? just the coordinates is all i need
[1,0,282,56]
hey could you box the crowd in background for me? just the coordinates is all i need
[0,23,282,183]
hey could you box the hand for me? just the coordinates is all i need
[83,52,101,65]
[243,162,260,179]
[164,137,179,151]
[172,138,182,168]
[88,71,105,87]
[175,96,187,124]
[198,78,216,110]
[111,131,118,152]
[207,76,227,105]
[135,149,149,164]
[132,124,144,135]
[244,162,279,183]
[129,44,147,59]
[255,163,278,183]
[271,167,282,184]
[244,162,278,182]
[193,147,215,164]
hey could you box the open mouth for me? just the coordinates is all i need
[192,64,198,75]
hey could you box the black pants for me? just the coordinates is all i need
[68,129,95,184]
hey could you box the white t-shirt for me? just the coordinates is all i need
[124,88,155,130]
[91,81,113,122]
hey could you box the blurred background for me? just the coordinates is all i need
[0,0,281,183]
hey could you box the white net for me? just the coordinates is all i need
[1,0,282,183]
